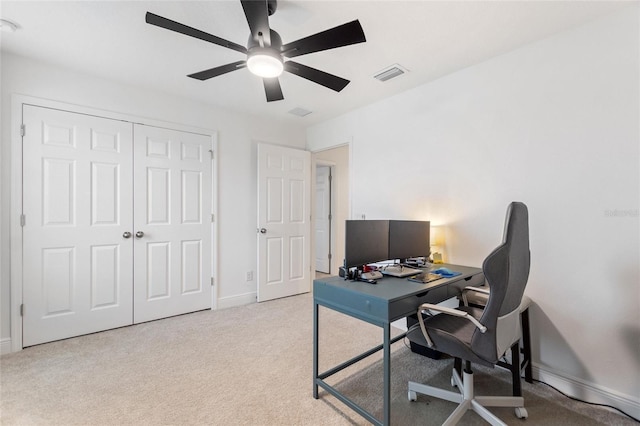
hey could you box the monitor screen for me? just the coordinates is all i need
[388,220,430,262]
[344,220,390,269]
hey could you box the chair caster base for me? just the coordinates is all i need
[515,407,528,419]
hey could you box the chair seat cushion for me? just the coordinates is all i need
[406,306,495,367]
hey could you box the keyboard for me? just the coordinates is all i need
[381,265,422,278]
[408,273,444,284]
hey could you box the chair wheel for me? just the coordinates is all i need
[408,391,417,401]
[515,407,528,419]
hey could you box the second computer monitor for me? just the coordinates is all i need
[388,220,430,263]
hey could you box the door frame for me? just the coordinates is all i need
[313,161,335,274]
[310,142,352,276]
[10,94,219,352]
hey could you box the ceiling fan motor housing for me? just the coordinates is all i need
[247,28,282,51]
[247,30,283,77]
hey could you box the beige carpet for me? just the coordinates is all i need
[0,293,635,425]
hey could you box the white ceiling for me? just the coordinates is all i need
[0,1,629,127]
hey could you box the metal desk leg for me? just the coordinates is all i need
[383,322,391,425]
[313,300,319,399]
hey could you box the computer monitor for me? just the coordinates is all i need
[388,220,430,263]
[344,220,390,269]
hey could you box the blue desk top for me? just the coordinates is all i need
[313,264,484,324]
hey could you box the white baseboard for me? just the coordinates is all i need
[1,338,13,355]
[533,363,639,421]
[216,292,257,310]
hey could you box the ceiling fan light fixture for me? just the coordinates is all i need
[247,49,283,78]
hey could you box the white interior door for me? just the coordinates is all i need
[22,105,134,346]
[315,166,331,273]
[133,125,212,323]
[257,143,311,302]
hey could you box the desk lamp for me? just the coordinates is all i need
[430,226,444,264]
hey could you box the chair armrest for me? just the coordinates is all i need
[463,286,490,295]
[420,303,467,317]
[461,285,490,306]
[417,303,487,347]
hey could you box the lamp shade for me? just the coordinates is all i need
[430,226,444,247]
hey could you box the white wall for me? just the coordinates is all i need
[0,53,306,344]
[308,7,639,418]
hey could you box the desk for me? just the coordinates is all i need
[313,263,484,426]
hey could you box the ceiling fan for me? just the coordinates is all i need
[145,0,366,102]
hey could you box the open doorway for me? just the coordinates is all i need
[315,165,332,274]
[312,145,349,277]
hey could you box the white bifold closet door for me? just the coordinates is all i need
[132,124,212,323]
[22,105,211,347]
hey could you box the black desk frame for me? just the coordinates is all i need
[313,264,484,426]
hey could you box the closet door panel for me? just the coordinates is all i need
[22,105,134,346]
[133,125,212,323]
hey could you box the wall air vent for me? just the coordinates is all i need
[288,107,313,117]
[373,64,408,82]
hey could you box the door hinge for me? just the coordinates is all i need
[209,149,214,159]
[20,124,25,137]
[20,214,26,227]
[210,277,215,286]
[211,213,215,222]
[328,214,332,220]
[328,253,332,260]
[20,304,24,316]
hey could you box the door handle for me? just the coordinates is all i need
[123,231,132,239]
[135,231,145,238]
[259,228,267,234]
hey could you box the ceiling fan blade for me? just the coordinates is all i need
[146,12,247,54]
[284,61,349,92]
[241,0,271,46]
[188,61,247,81]
[263,77,284,102]
[281,20,366,58]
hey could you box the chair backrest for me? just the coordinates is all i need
[472,202,530,363]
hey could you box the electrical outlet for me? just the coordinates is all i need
[246,271,254,281]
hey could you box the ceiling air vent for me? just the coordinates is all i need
[288,107,313,117]
[374,64,408,82]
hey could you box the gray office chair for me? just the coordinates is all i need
[406,202,530,425]
[459,285,533,398]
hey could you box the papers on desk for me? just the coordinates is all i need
[380,265,422,278]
